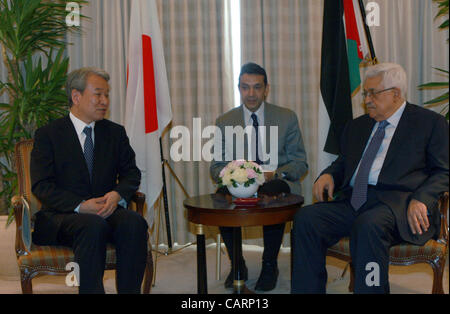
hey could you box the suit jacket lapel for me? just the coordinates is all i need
[355,117,376,158]
[236,105,246,128]
[343,117,376,187]
[92,120,108,187]
[263,103,277,159]
[232,106,247,160]
[379,103,414,177]
[61,115,91,185]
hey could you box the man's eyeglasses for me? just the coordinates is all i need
[362,87,396,99]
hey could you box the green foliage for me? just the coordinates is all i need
[418,68,449,120]
[0,0,74,60]
[419,0,449,120]
[0,0,86,217]
[435,0,449,34]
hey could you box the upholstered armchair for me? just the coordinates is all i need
[327,192,449,294]
[11,139,153,294]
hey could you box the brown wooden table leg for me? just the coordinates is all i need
[196,225,207,294]
[232,227,254,294]
[290,225,294,292]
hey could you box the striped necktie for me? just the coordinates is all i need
[350,120,389,210]
[83,126,94,179]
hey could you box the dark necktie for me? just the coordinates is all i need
[83,126,94,179]
[350,120,389,210]
[251,113,262,164]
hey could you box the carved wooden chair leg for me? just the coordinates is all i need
[142,253,154,294]
[115,272,119,293]
[348,263,355,292]
[431,259,445,294]
[20,269,33,294]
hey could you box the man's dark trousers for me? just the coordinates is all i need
[219,179,290,266]
[291,188,402,293]
[219,223,286,265]
[57,207,148,294]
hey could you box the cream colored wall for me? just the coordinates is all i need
[0,216,20,279]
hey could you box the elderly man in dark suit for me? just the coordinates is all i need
[30,67,148,294]
[292,62,449,294]
[211,63,308,291]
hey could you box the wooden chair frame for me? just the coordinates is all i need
[12,139,153,294]
[327,192,449,294]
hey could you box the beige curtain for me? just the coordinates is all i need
[241,0,324,208]
[65,0,234,245]
[239,0,449,247]
[155,0,234,245]
[240,0,324,246]
[368,0,449,109]
[66,0,131,124]
[3,0,447,247]
[318,0,449,173]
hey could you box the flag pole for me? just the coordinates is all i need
[357,0,378,64]
[159,137,173,252]
[153,137,192,255]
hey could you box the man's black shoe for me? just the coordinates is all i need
[224,263,248,289]
[254,262,279,291]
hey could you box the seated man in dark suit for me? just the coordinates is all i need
[211,63,308,291]
[292,62,449,293]
[30,67,148,294]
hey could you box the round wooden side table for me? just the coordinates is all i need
[184,193,304,294]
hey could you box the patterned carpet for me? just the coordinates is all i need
[0,243,448,294]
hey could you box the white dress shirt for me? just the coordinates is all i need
[69,112,96,149]
[350,102,407,187]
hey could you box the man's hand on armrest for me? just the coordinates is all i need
[313,174,334,202]
[407,199,429,235]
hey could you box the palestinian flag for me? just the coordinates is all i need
[343,0,372,96]
[320,0,374,155]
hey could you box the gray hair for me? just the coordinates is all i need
[364,63,408,98]
[66,67,110,107]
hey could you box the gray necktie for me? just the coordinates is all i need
[83,126,94,179]
[350,120,389,210]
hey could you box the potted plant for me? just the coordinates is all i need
[0,0,86,221]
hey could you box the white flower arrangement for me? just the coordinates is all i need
[218,160,265,188]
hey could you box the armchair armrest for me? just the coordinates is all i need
[11,192,147,256]
[437,192,449,245]
[11,195,31,256]
[323,190,449,245]
[131,192,146,216]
